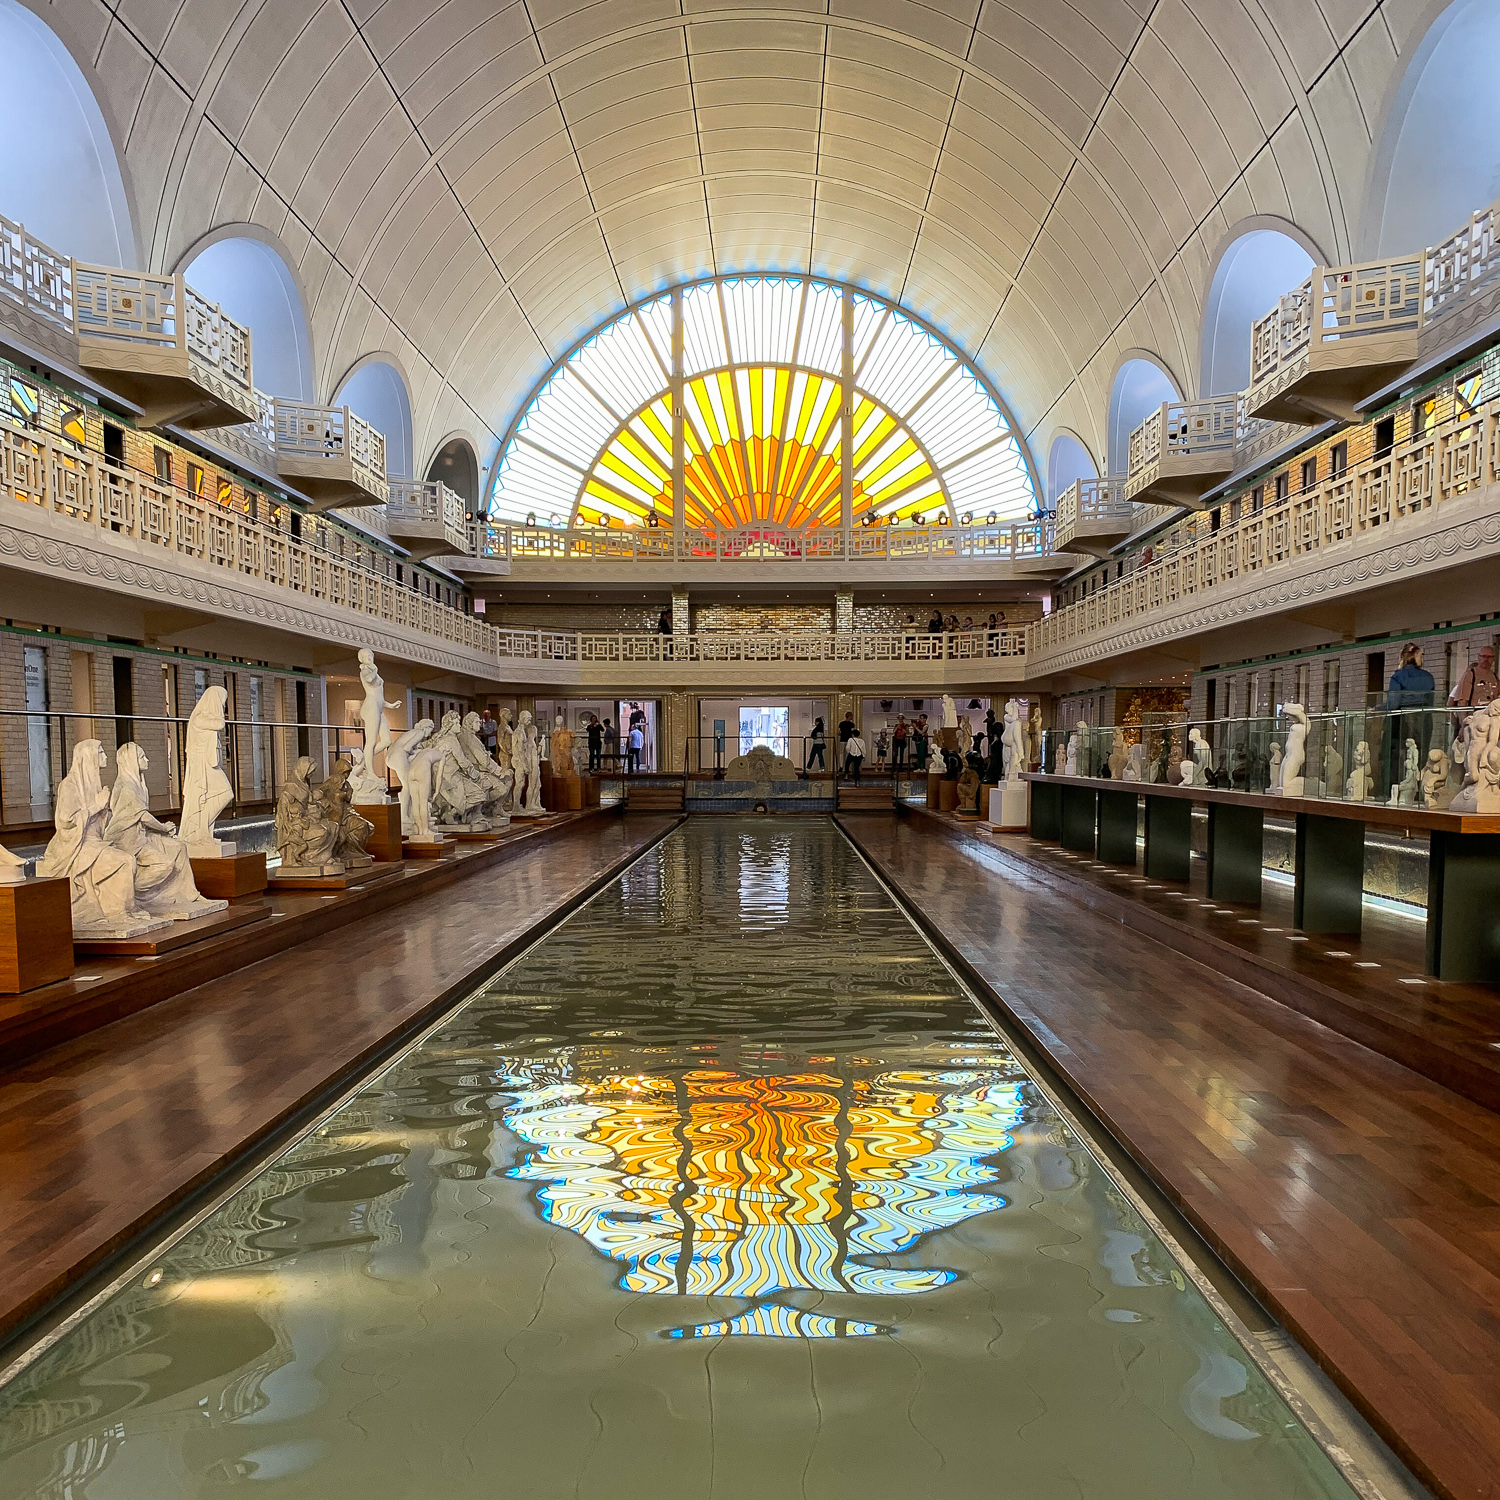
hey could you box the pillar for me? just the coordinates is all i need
[672,588,690,637]
[834,588,854,634]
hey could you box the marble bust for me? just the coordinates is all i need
[178,686,235,857]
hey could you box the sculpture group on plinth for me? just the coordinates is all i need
[107,744,228,920]
[179,687,235,857]
[276,757,344,876]
[320,759,374,867]
[388,720,436,838]
[38,741,172,939]
[429,711,511,831]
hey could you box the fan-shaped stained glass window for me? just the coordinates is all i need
[489,278,1037,529]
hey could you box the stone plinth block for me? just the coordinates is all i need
[356,802,403,862]
[988,782,1030,831]
[0,876,74,993]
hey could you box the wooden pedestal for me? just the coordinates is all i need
[582,776,601,807]
[190,851,268,900]
[937,780,959,813]
[356,802,403,862]
[0,876,74,993]
[552,775,583,811]
[403,838,457,860]
[269,861,406,892]
[540,764,554,810]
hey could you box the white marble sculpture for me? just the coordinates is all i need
[347,745,387,806]
[1388,739,1421,807]
[1280,705,1309,797]
[493,708,516,811]
[1123,743,1144,782]
[354,648,400,803]
[1451,701,1500,812]
[1345,742,1373,802]
[1107,729,1127,779]
[1268,741,1283,793]
[38,741,169,939]
[275,756,344,876]
[388,719,435,835]
[514,710,544,816]
[1187,727,1212,787]
[178,686,235,857]
[460,713,513,823]
[0,843,26,883]
[428,712,492,831]
[957,716,973,758]
[1001,701,1027,784]
[724,745,798,780]
[403,738,445,843]
[106,744,227,919]
[1419,748,1453,810]
[1063,731,1080,777]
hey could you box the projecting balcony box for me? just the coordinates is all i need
[72,266,261,430]
[271,400,389,512]
[1245,260,1421,424]
[1053,478,1134,557]
[1124,398,1238,507]
[384,480,469,561]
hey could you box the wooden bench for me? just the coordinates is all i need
[1022,773,1500,982]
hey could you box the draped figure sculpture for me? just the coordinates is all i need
[388,719,435,835]
[0,844,24,883]
[514,710,544,816]
[428,712,498,831]
[318,759,374,867]
[493,708,516,812]
[106,744,227,919]
[460,712,513,823]
[39,741,168,937]
[353,649,401,803]
[275,757,344,876]
[179,687,234,856]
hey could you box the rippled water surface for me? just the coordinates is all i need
[0,822,1357,1498]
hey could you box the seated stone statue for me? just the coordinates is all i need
[318,758,374,867]
[106,743,227,919]
[428,712,495,830]
[276,757,344,875]
[38,740,168,938]
[460,711,514,821]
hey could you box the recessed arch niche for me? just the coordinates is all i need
[1107,358,1180,477]
[334,358,413,479]
[426,436,480,508]
[179,232,313,401]
[1046,432,1097,507]
[0,0,134,267]
[1200,227,1316,397]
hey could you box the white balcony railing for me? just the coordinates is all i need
[272,398,388,504]
[0,417,495,658]
[386,479,468,553]
[72,265,254,399]
[492,626,1028,666]
[1031,382,1500,663]
[0,214,72,331]
[1054,478,1134,551]
[1425,199,1500,325]
[469,517,1063,566]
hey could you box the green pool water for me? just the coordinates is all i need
[0,821,1359,1498]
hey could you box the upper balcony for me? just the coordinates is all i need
[1124,397,1240,507]
[1054,478,1136,555]
[72,265,260,431]
[271,399,388,511]
[447,516,1077,585]
[385,480,468,560]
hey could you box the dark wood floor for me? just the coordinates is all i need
[0,813,678,1347]
[839,812,1500,1500]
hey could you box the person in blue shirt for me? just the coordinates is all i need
[1386,642,1435,788]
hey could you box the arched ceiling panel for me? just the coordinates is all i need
[39,0,1430,481]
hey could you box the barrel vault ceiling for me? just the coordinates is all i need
[54,0,1428,477]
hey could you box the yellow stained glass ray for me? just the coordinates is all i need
[579,367,949,531]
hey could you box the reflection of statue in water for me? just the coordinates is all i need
[107,743,226,918]
[179,687,235,856]
[275,756,343,875]
[39,740,167,937]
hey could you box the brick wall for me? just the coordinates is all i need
[491,604,663,632]
[693,602,831,632]
[853,601,1043,632]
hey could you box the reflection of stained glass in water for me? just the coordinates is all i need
[504,1061,1023,1336]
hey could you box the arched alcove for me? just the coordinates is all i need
[426,436,479,507]
[1200,228,1316,396]
[1368,0,1500,255]
[1107,358,1179,476]
[0,0,134,266]
[179,232,313,401]
[334,358,413,479]
[1046,431,1097,507]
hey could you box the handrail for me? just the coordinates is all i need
[0,416,496,658]
[470,518,1063,564]
[1030,379,1500,661]
[272,398,387,480]
[387,479,469,538]
[0,213,72,331]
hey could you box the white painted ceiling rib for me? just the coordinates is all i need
[88,0,1406,474]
